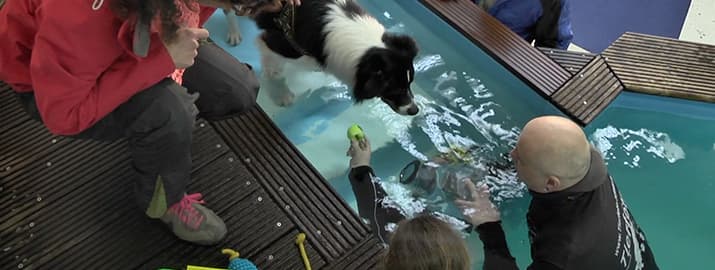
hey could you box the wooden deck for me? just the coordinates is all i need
[419,0,571,97]
[421,0,715,126]
[538,48,596,75]
[0,82,382,270]
[603,32,715,103]
[551,56,624,125]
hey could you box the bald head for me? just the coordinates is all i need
[512,116,591,193]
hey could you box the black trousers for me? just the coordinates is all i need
[17,43,259,210]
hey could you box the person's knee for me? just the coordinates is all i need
[197,66,260,119]
[228,66,259,111]
[130,85,195,145]
[142,103,193,146]
[183,44,261,119]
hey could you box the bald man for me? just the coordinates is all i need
[457,116,659,270]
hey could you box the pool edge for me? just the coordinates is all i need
[419,0,715,126]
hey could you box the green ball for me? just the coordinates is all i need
[347,124,365,141]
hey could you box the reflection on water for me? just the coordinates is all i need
[590,126,686,168]
[367,63,527,228]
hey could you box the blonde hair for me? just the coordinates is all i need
[381,215,471,270]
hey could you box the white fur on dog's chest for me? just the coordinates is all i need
[321,2,386,88]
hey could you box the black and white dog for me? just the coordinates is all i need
[251,0,420,115]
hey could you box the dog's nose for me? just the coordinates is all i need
[406,105,419,115]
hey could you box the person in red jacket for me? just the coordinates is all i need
[0,0,298,245]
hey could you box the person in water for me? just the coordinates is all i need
[348,116,659,269]
[460,116,659,269]
[347,138,478,270]
[346,135,512,244]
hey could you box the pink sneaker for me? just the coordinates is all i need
[160,193,227,245]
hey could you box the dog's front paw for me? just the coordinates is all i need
[265,78,295,107]
[226,31,242,46]
[276,91,295,107]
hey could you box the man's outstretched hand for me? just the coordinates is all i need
[455,180,501,226]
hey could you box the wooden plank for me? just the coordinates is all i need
[0,83,334,269]
[539,47,596,75]
[603,32,715,103]
[420,0,571,96]
[324,236,383,270]
[249,229,327,270]
[0,113,289,269]
[212,107,374,261]
[138,188,301,270]
[552,56,624,125]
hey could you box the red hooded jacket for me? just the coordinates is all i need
[0,0,216,135]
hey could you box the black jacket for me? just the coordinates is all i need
[477,147,659,269]
[348,148,658,270]
[348,166,406,244]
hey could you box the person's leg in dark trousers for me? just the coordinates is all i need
[15,78,226,245]
[182,42,260,120]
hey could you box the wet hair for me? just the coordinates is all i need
[110,0,198,42]
[381,215,471,270]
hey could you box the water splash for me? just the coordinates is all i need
[590,126,686,168]
[380,176,428,217]
[414,54,445,73]
[407,70,523,201]
[368,67,527,231]
[464,73,493,99]
[386,23,406,33]
[385,223,398,233]
[377,175,472,236]
[369,96,430,161]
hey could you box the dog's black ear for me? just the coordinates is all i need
[363,48,388,75]
[355,48,389,101]
[383,33,418,58]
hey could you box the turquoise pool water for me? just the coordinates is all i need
[205,1,714,269]
[584,92,715,269]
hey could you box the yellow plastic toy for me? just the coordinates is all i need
[186,266,225,270]
[296,233,312,270]
[167,236,312,270]
[222,249,258,270]
[184,248,257,270]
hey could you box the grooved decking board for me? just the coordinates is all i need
[1,81,382,269]
[552,56,624,125]
[603,32,715,103]
[324,236,383,270]
[211,107,374,262]
[539,47,597,75]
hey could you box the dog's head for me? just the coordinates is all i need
[355,34,420,116]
